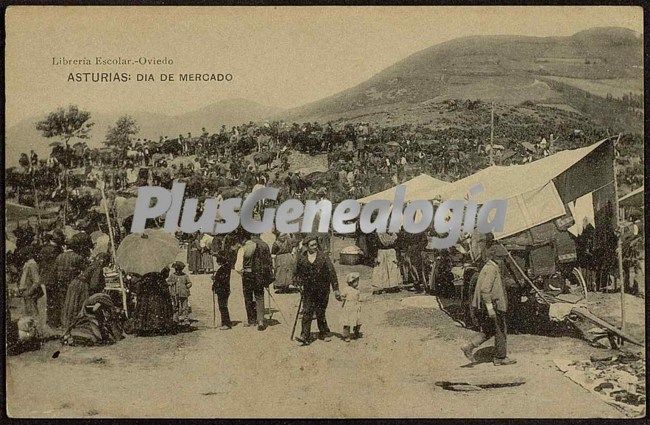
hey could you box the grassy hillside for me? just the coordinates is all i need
[281,27,643,130]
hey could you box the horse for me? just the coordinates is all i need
[252,151,275,170]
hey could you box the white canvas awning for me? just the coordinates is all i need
[421,139,612,239]
[358,173,449,204]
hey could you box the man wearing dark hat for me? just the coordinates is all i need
[294,234,341,345]
[461,244,516,366]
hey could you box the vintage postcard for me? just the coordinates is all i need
[4,5,645,419]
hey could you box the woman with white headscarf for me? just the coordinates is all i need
[371,232,402,293]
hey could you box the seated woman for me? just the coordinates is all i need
[132,268,176,336]
[61,253,111,331]
[62,293,125,346]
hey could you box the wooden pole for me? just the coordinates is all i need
[490,102,495,166]
[31,173,42,230]
[100,187,129,317]
[63,169,68,226]
[612,134,625,333]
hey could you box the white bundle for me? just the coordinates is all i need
[340,245,362,255]
[199,233,214,249]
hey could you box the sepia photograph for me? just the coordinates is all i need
[3,5,646,419]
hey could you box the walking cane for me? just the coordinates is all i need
[212,289,217,329]
[290,291,304,341]
[265,287,289,325]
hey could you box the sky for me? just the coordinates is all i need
[5,5,643,127]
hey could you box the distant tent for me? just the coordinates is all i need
[423,139,615,240]
[521,142,536,152]
[500,149,516,161]
[619,185,644,208]
[6,202,39,221]
[358,173,449,204]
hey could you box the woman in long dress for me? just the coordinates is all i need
[271,233,296,293]
[371,232,402,293]
[132,268,176,336]
[61,253,110,331]
[187,232,201,274]
[199,234,214,274]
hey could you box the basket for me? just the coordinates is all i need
[339,252,362,265]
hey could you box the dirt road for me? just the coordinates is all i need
[7,244,628,418]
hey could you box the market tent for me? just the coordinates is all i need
[423,139,614,239]
[619,185,644,208]
[6,202,47,221]
[358,173,449,204]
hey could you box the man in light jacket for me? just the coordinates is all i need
[461,245,516,366]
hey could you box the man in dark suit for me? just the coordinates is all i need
[238,231,273,331]
[38,232,63,329]
[211,234,241,330]
[294,235,340,345]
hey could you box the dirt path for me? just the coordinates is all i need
[6,245,626,418]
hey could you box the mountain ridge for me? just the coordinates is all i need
[277,26,642,124]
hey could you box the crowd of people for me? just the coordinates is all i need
[5,110,644,361]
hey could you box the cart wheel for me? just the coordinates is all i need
[571,267,588,300]
[427,261,438,295]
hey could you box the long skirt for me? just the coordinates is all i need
[371,249,402,290]
[274,252,295,289]
[132,286,175,336]
[61,278,89,331]
[200,252,214,273]
[187,246,200,273]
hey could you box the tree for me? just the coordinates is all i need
[36,104,94,150]
[105,115,140,149]
[35,105,94,225]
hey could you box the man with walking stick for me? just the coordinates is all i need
[461,245,517,366]
[294,235,341,346]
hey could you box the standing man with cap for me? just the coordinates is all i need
[461,244,516,366]
[294,235,340,345]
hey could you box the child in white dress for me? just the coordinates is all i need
[340,272,363,342]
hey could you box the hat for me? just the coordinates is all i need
[486,244,508,260]
[346,272,360,284]
[172,261,185,270]
[303,234,319,246]
[51,229,65,245]
[68,232,91,250]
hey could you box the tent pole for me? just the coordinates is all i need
[612,134,625,334]
[63,169,68,226]
[490,102,495,166]
[31,174,42,230]
[100,187,129,317]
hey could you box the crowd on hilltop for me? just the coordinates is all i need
[9,111,643,210]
